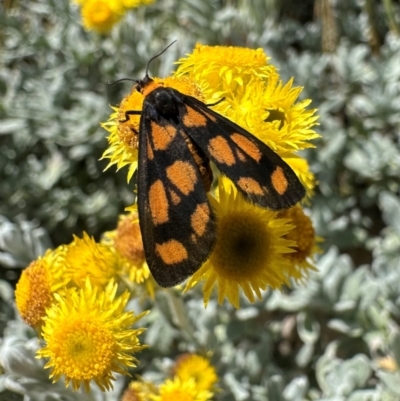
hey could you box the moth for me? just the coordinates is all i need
[118,43,305,287]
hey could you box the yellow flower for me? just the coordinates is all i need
[278,205,321,277]
[62,232,121,289]
[37,280,148,392]
[151,377,213,401]
[175,43,274,103]
[101,76,202,182]
[15,248,68,330]
[173,354,218,392]
[186,178,297,308]
[121,380,157,401]
[81,0,124,33]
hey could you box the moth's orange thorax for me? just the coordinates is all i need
[141,80,164,97]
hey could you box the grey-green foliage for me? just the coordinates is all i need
[1,0,400,400]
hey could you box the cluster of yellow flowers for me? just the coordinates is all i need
[121,354,218,401]
[14,43,321,393]
[73,0,154,33]
[102,44,321,308]
[15,225,151,392]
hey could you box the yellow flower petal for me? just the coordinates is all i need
[62,232,121,289]
[151,377,213,401]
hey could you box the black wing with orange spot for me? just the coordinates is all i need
[137,88,217,287]
[173,92,306,210]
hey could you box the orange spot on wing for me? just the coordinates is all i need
[169,189,181,205]
[271,166,288,195]
[191,203,210,237]
[151,122,177,151]
[208,136,235,166]
[231,133,262,162]
[149,180,169,225]
[156,240,188,264]
[147,137,154,160]
[237,177,264,195]
[183,106,207,127]
[166,160,197,195]
[235,148,247,162]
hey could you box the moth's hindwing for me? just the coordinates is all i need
[171,92,306,210]
[137,93,217,287]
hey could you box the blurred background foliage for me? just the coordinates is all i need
[1,0,400,400]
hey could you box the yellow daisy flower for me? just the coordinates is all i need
[278,205,322,277]
[81,0,124,33]
[186,178,297,308]
[151,377,213,401]
[37,280,148,392]
[175,43,275,103]
[62,232,121,289]
[173,354,218,392]
[15,248,68,330]
[121,380,157,401]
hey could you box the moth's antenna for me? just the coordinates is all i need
[145,40,177,78]
[108,78,138,86]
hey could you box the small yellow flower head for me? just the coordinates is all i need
[102,211,149,284]
[81,0,124,34]
[278,205,321,278]
[152,377,213,401]
[175,43,274,102]
[15,249,68,330]
[62,232,120,289]
[101,76,202,182]
[121,380,157,401]
[37,280,148,392]
[173,354,218,392]
[186,178,297,308]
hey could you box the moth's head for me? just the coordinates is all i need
[136,75,162,97]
